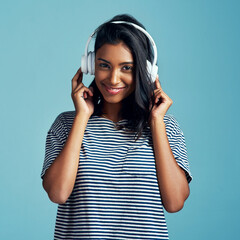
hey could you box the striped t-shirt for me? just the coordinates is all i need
[41,111,192,240]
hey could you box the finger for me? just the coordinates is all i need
[72,68,83,90]
[73,82,84,94]
[155,75,161,89]
[89,86,94,94]
[87,86,94,100]
[154,88,161,95]
[156,90,173,105]
[155,91,162,104]
[155,87,169,103]
[86,87,94,97]
[73,76,84,93]
[83,89,94,99]
[155,87,167,97]
[83,87,93,98]
[75,86,94,99]
[154,88,162,98]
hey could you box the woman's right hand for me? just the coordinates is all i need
[71,68,94,117]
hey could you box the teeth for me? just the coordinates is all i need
[107,87,122,90]
[105,85,124,93]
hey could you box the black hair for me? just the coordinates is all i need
[89,14,156,140]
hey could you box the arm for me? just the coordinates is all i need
[42,113,89,204]
[150,119,189,213]
[150,76,190,213]
[42,68,94,204]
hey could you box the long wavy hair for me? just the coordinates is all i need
[89,14,156,140]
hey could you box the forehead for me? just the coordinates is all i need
[96,42,133,62]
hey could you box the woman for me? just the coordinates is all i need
[41,14,192,240]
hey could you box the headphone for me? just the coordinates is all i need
[81,21,158,82]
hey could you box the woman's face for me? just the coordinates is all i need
[94,42,135,104]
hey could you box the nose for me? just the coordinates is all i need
[109,68,120,85]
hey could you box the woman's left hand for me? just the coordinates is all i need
[149,75,173,123]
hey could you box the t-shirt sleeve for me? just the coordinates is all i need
[41,113,68,179]
[165,115,192,183]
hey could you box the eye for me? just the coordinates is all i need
[122,65,133,72]
[99,63,110,69]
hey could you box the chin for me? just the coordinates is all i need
[102,96,124,104]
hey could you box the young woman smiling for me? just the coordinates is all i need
[41,14,192,240]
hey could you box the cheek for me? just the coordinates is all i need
[127,78,135,92]
[95,70,108,83]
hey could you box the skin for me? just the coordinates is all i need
[42,42,190,212]
[150,78,190,212]
[94,42,135,122]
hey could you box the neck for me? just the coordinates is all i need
[101,101,122,122]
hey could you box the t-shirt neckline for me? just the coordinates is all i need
[92,115,127,124]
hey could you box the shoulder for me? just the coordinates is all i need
[163,114,184,138]
[56,110,76,122]
[50,110,76,133]
[163,114,179,128]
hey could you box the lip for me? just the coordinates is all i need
[103,84,126,95]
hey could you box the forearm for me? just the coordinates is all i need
[151,119,189,213]
[43,113,89,204]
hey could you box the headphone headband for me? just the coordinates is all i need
[110,21,158,66]
[81,20,158,82]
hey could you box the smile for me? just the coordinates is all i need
[103,84,126,95]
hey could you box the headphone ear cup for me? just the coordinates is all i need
[151,64,158,83]
[89,52,95,75]
[146,60,158,82]
[81,52,95,75]
[146,60,153,81]
[87,51,92,75]
[81,55,88,74]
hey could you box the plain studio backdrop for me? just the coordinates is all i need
[0,0,239,239]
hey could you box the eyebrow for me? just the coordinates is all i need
[97,58,133,65]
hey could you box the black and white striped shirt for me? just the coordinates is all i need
[41,111,192,239]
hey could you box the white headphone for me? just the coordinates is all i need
[81,21,158,82]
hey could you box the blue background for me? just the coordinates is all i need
[1,0,239,239]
